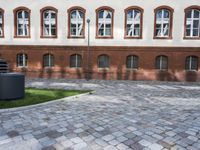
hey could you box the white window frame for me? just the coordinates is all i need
[70,10,84,37]
[44,54,54,67]
[127,55,138,69]
[155,9,170,37]
[186,9,200,37]
[0,11,2,36]
[157,56,167,70]
[98,10,112,37]
[186,56,198,71]
[17,10,29,36]
[17,53,27,67]
[126,10,141,37]
[43,10,56,36]
[70,54,81,68]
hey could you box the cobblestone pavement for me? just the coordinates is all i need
[0,79,200,150]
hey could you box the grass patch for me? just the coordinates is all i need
[0,88,91,109]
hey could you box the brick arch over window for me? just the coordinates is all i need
[154,6,174,39]
[124,6,144,39]
[13,7,31,38]
[96,6,114,39]
[67,6,86,38]
[0,8,4,38]
[184,5,200,39]
[40,6,58,38]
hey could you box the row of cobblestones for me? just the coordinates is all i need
[0,79,200,150]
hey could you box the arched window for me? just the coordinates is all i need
[98,54,110,68]
[41,7,58,38]
[70,54,82,68]
[126,55,139,69]
[0,8,4,37]
[17,53,28,67]
[154,6,174,39]
[96,7,114,38]
[68,7,85,38]
[184,6,200,39]
[155,55,168,70]
[43,54,54,67]
[14,7,31,37]
[124,7,143,38]
[185,56,198,71]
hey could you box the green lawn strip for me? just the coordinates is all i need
[0,88,91,109]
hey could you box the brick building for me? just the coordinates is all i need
[0,0,200,81]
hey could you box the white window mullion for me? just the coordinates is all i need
[49,12,52,36]
[131,56,133,68]
[76,11,79,36]
[76,55,78,68]
[189,57,192,70]
[22,11,25,36]
[160,56,163,70]
[191,10,194,37]
[161,10,164,37]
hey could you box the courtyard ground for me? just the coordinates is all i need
[0,79,200,150]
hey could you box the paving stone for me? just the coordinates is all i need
[73,142,87,150]
[7,130,19,138]
[102,135,115,142]
[148,143,163,150]
[138,139,152,146]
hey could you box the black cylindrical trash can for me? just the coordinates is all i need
[0,73,25,100]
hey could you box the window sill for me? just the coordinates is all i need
[124,36,142,39]
[185,70,198,72]
[98,68,110,71]
[69,67,82,69]
[14,36,31,38]
[17,66,28,68]
[68,36,85,39]
[44,67,54,69]
[183,37,200,40]
[96,36,113,39]
[40,36,57,39]
[126,68,138,71]
[153,36,172,40]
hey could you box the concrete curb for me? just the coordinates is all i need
[0,91,95,113]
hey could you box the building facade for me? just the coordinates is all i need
[0,0,200,81]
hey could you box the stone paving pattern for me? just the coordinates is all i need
[0,79,200,150]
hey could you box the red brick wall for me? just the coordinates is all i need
[0,45,200,82]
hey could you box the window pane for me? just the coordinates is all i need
[155,57,160,69]
[194,10,200,18]
[191,57,198,70]
[25,11,28,18]
[186,29,191,36]
[18,11,22,18]
[164,10,169,18]
[193,20,199,28]
[185,57,190,70]
[70,55,76,67]
[156,11,162,19]
[193,29,199,36]
[162,57,168,69]
[186,11,192,18]
[98,55,109,68]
